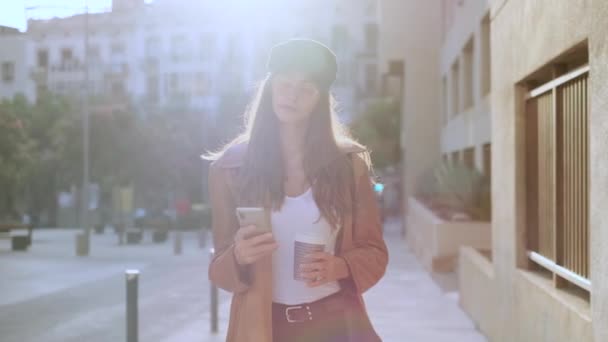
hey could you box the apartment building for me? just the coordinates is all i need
[0,26,35,101]
[25,0,380,120]
[440,0,492,175]
[459,0,608,341]
[380,0,607,340]
[378,0,442,222]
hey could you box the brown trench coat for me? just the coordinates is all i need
[207,142,389,342]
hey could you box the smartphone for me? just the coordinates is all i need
[235,207,271,234]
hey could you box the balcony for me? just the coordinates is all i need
[49,60,85,73]
[140,57,159,73]
[30,67,48,83]
[104,63,129,79]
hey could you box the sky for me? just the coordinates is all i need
[0,1,129,32]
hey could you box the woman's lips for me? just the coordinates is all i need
[280,104,297,112]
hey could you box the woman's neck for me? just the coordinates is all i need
[279,121,307,169]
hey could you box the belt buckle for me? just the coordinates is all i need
[285,305,312,323]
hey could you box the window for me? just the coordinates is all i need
[388,60,403,75]
[463,147,475,170]
[481,13,491,96]
[451,60,460,117]
[61,48,73,63]
[335,60,352,86]
[56,81,65,92]
[331,25,348,54]
[364,23,378,54]
[442,76,448,124]
[483,143,491,179]
[111,42,125,55]
[525,63,590,292]
[36,84,48,99]
[169,72,178,94]
[37,49,49,68]
[365,0,376,15]
[441,0,456,43]
[384,60,404,100]
[224,35,239,66]
[88,45,100,62]
[2,62,15,82]
[200,33,215,61]
[194,72,209,96]
[145,36,160,57]
[365,63,377,94]
[111,81,125,97]
[147,76,159,103]
[451,151,460,164]
[171,35,188,62]
[463,37,474,109]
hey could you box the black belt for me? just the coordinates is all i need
[272,291,349,324]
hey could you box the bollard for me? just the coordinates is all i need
[75,233,89,256]
[126,270,139,342]
[198,229,207,248]
[173,230,182,255]
[209,248,218,333]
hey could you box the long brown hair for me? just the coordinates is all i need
[207,75,369,229]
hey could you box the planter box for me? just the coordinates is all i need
[126,229,143,244]
[459,246,495,337]
[152,229,168,243]
[11,236,29,251]
[406,197,491,272]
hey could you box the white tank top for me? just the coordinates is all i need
[271,188,341,305]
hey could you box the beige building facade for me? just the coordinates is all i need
[0,27,35,102]
[381,0,607,341]
[440,0,492,174]
[461,0,605,341]
[378,0,442,219]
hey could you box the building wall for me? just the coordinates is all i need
[379,0,442,216]
[440,0,491,172]
[589,0,608,340]
[484,0,601,340]
[0,34,35,101]
[26,1,379,120]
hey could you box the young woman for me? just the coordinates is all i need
[206,39,388,342]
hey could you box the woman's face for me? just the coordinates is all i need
[271,72,321,124]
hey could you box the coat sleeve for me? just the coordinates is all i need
[207,162,251,293]
[340,156,389,294]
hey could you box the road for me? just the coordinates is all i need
[0,229,228,342]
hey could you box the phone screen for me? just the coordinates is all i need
[235,207,271,234]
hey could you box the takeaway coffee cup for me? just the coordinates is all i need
[293,233,326,281]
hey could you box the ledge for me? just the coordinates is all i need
[517,269,592,321]
[460,246,495,278]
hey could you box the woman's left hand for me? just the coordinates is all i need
[299,252,350,287]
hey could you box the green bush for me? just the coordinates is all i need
[417,161,491,221]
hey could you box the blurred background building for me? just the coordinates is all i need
[2,0,608,341]
[0,26,36,101]
[0,0,385,228]
[24,0,381,121]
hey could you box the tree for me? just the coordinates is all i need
[0,93,78,223]
[350,98,402,170]
[22,93,78,225]
[0,95,31,220]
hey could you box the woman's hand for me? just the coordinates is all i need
[233,225,278,266]
[299,252,350,287]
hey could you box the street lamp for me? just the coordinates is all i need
[25,2,91,255]
[82,2,91,255]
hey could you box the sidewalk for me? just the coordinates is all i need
[0,223,486,341]
[365,220,486,341]
[164,220,487,342]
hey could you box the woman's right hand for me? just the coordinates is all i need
[233,225,278,265]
